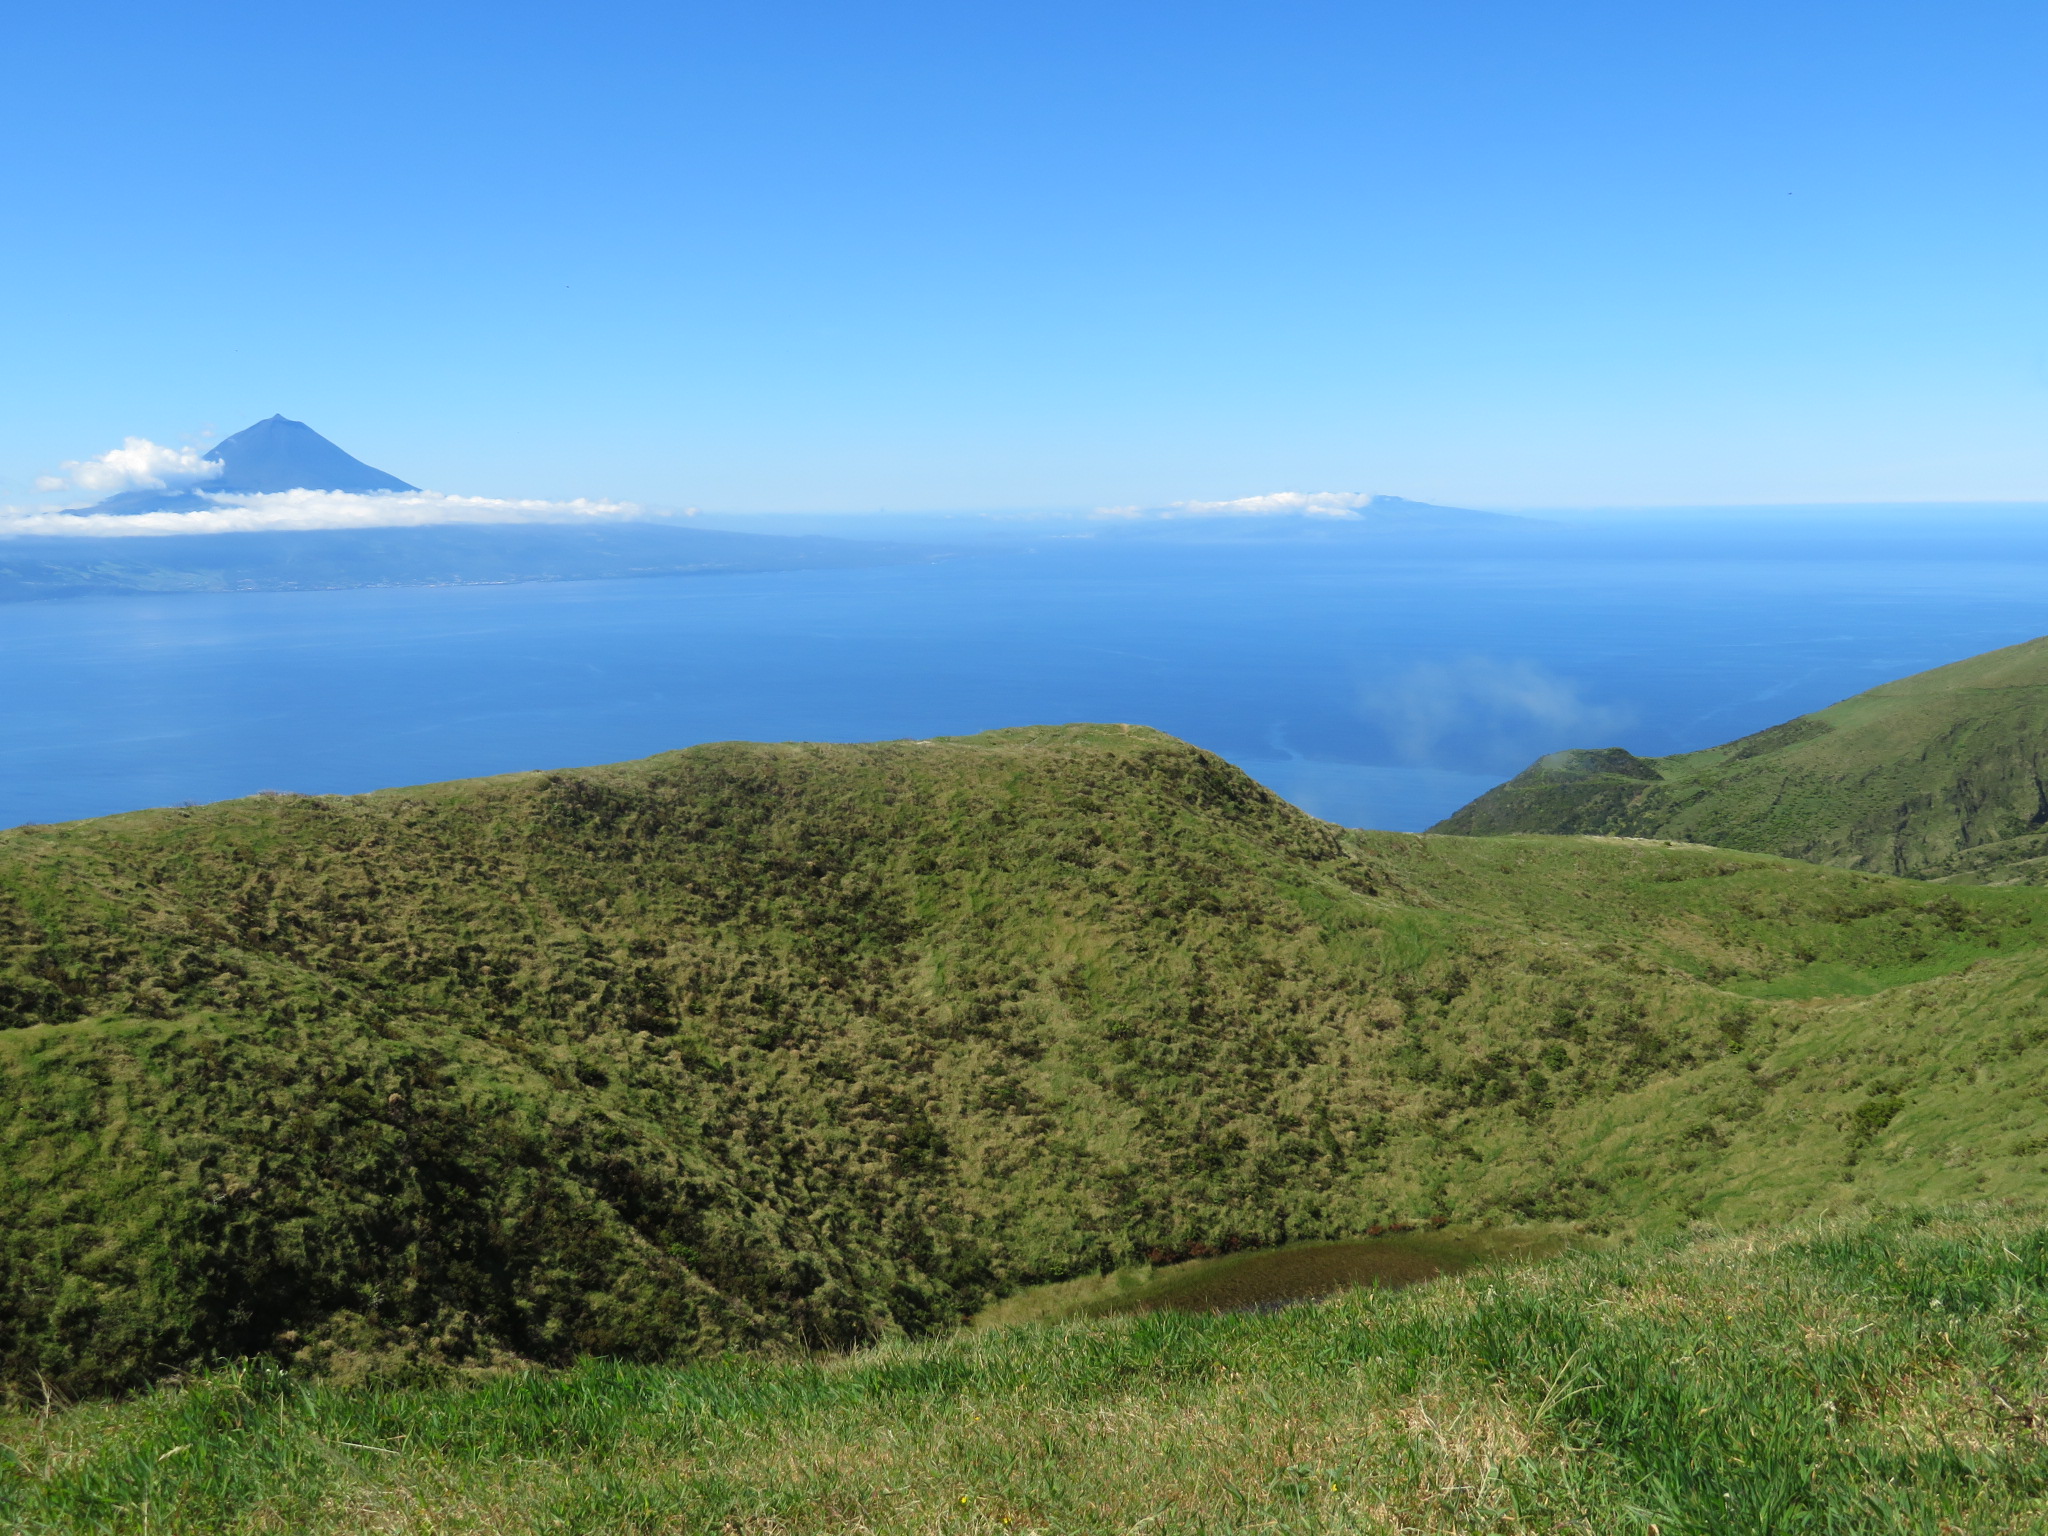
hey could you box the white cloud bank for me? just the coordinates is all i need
[36,437,224,495]
[1096,491,1383,520]
[0,489,661,540]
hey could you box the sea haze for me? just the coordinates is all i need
[4,510,2048,832]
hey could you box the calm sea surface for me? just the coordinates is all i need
[6,522,2048,831]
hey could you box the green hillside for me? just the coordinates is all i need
[1431,634,2048,882]
[8,1207,2045,1534]
[5,724,2048,1395]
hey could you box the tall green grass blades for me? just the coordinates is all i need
[4,1207,2046,1533]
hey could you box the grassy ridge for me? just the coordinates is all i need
[3,1207,2044,1533]
[5,725,2048,1394]
[1431,634,2048,883]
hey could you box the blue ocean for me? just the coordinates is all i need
[6,510,2048,832]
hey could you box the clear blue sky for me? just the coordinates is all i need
[3,0,2043,511]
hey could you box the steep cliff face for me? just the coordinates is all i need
[1433,635,2048,882]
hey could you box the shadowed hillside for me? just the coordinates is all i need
[1432,634,2048,883]
[6,725,2048,1393]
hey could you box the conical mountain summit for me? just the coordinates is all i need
[88,415,415,514]
[200,415,414,495]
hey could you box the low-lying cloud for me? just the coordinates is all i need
[36,437,223,495]
[0,489,660,539]
[1097,491,1379,520]
[1359,655,1629,773]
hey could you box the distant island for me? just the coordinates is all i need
[1082,490,1535,539]
[0,415,941,599]
[80,414,417,516]
[0,421,1542,599]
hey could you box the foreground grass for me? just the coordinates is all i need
[4,1209,2046,1534]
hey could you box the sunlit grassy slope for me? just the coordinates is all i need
[4,1208,2044,1534]
[1432,634,2048,883]
[4,724,2048,1394]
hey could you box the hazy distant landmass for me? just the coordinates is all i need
[692,494,1536,544]
[0,523,941,601]
[1140,492,1525,525]
[1087,493,1534,542]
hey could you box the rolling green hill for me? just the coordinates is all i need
[5,724,2048,1395]
[1433,634,2048,882]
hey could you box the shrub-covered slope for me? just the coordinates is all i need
[1431,634,2048,882]
[4,724,2048,1393]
